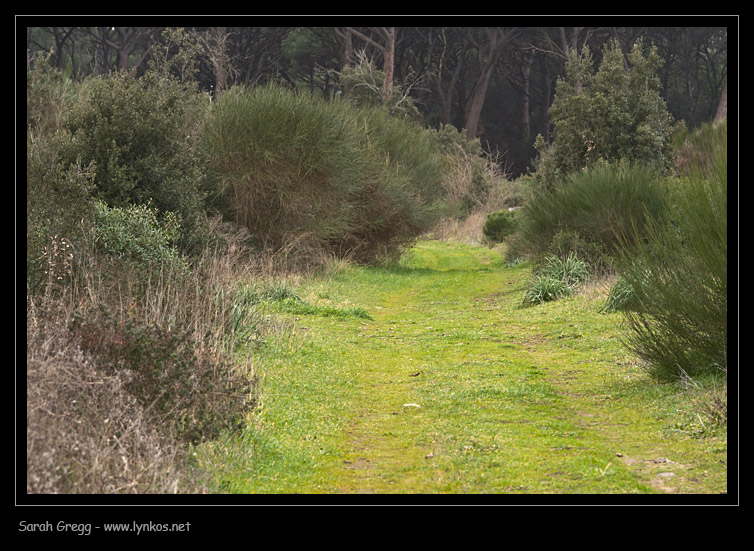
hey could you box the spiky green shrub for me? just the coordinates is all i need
[515,160,668,268]
[614,121,727,380]
[522,253,590,305]
[204,84,442,264]
[600,275,640,313]
[544,253,590,288]
[522,274,573,305]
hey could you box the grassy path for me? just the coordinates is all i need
[197,240,727,495]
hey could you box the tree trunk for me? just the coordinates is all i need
[465,59,497,141]
[521,57,531,141]
[714,79,727,125]
[382,27,395,98]
[464,28,514,141]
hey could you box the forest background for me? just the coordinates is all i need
[24,23,728,179]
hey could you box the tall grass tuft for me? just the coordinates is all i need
[522,253,590,305]
[614,121,727,380]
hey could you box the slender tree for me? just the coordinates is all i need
[343,27,398,97]
[462,27,519,141]
[715,78,727,124]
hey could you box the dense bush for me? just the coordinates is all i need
[482,209,517,243]
[27,59,96,291]
[613,121,727,380]
[62,68,210,232]
[535,39,678,188]
[25,36,263,494]
[515,160,668,268]
[204,84,442,264]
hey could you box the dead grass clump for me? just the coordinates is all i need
[26,312,197,494]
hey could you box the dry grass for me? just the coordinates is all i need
[26,313,192,494]
[25,215,281,494]
[427,210,490,245]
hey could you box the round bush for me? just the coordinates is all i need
[204,84,442,263]
[482,209,517,243]
[516,160,668,262]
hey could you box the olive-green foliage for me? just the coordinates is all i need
[204,84,442,264]
[91,200,189,273]
[482,209,517,243]
[614,121,727,380]
[339,55,421,119]
[62,68,209,231]
[27,53,79,135]
[536,39,678,188]
[27,59,96,291]
[516,160,668,267]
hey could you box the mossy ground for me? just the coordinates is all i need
[195,240,727,496]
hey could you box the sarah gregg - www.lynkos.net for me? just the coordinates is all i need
[18,520,191,535]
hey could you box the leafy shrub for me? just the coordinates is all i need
[482,209,517,243]
[62,68,209,231]
[92,200,189,273]
[535,39,677,187]
[613,121,727,380]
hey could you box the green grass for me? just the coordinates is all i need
[195,240,727,495]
